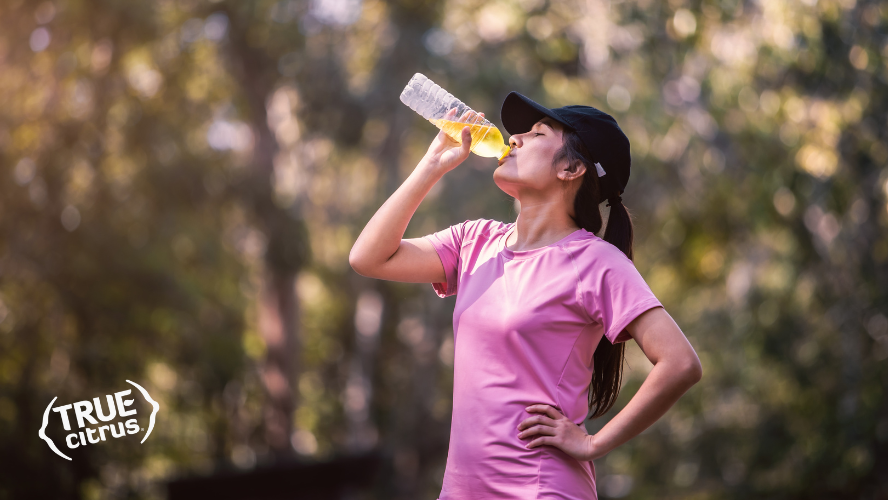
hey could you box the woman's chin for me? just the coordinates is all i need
[492,175,519,198]
[492,167,514,184]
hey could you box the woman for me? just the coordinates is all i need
[349,92,703,499]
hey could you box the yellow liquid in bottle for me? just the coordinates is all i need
[431,119,511,160]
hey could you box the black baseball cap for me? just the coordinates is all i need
[500,92,630,203]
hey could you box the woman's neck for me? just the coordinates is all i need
[507,200,580,252]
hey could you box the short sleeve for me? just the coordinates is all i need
[578,244,662,344]
[423,221,468,297]
[422,219,504,298]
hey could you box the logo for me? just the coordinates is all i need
[38,380,160,461]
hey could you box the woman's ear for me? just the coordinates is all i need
[558,160,587,181]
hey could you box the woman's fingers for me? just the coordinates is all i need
[438,126,459,146]
[526,436,554,449]
[516,404,594,459]
[424,107,478,171]
[518,405,564,445]
[517,413,557,431]
[525,404,564,420]
[518,424,556,439]
[460,126,472,154]
[457,109,485,125]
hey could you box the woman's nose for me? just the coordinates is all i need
[509,135,522,148]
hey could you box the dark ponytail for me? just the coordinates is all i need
[553,129,635,419]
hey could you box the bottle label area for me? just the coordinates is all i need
[430,119,510,159]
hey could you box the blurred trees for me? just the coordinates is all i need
[0,0,886,499]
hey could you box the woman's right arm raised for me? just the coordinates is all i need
[349,119,474,284]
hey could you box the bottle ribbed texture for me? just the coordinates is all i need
[399,73,510,159]
[400,73,481,125]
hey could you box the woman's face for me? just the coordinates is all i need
[493,117,579,200]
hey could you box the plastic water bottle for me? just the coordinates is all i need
[400,73,510,160]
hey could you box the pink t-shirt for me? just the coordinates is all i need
[424,219,662,500]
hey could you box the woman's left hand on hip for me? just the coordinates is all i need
[518,404,602,462]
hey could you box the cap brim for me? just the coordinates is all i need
[500,92,572,136]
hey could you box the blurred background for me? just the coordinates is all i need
[1,0,887,498]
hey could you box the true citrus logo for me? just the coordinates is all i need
[38,380,160,461]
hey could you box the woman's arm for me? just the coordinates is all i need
[349,114,473,283]
[518,307,702,461]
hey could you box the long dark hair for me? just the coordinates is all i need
[552,129,635,419]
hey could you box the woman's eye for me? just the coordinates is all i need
[534,133,543,136]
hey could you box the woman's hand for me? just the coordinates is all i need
[518,404,606,462]
[421,108,482,175]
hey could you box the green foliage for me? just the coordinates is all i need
[1,0,887,498]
